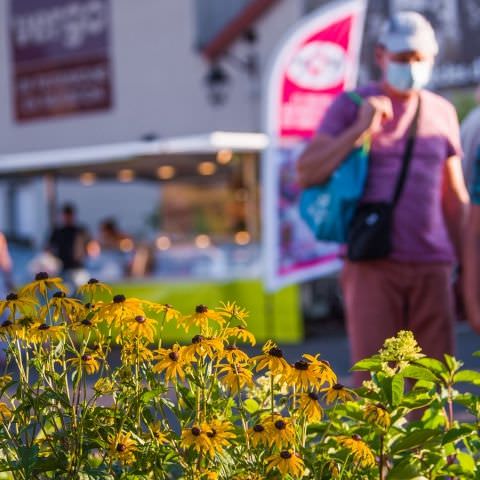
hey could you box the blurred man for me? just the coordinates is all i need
[460,86,480,189]
[297,12,469,384]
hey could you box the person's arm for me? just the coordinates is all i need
[463,205,480,333]
[296,96,393,188]
[0,233,14,291]
[442,155,469,260]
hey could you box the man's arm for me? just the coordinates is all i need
[442,155,470,260]
[296,96,393,188]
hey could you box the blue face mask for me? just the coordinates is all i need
[385,61,432,92]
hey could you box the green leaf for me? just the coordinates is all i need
[414,358,447,375]
[351,356,382,371]
[386,457,421,479]
[243,398,259,414]
[391,429,439,454]
[473,350,480,358]
[454,370,480,385]
[401,365,439,382]
[391,375,404,406]
[17,445,39,477]
[457,451,476,474]
[442,426,474,446]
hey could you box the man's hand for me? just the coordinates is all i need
[355,96,394,135]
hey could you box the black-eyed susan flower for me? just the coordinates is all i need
[180,425,212,454]
[218,363,253,395]
[180,305,225,332]
[298,392,323,423]
[202,419,236,457]
[323,383,356,405]
[121,341,154,365]
[218,345,250,364]
[251,340,289,375]
[145,302,181,323]
[266,450,304,477]
[0,292,36,318]
[285,359,323,392]
[72,317,99,337]
[150,422,169,445]
[0,319,21,339]
[364,403,391,430]
[69,353,100,375]
[218,301,248,325]
[223,325,256,346]
[77,278,112,298]
[182,335,224,362]
[27,322,65,344]
[124,315,157,343]
[302,354,337,387]
[20,272,67,298]
[338,434,376,468]
[108,431,137,465]
[95,294,145,327]
[153,344,189,382]
[43,291,82,320]
[264,414,296,448]
[248,423,269,448]
[0,403,12,421]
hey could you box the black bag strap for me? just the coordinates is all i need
[392,96,421,205]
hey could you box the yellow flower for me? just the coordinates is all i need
[20,272,67,298]
[0,292,36,318]
[264,415,296,448]
[218,363,253,395]
[223,325,256,346]
[338,434,376,468]
[252,340,289,375]
[181,304,225,332]
[0,319,21,339]
[77,278,112,298]
[123,315,157,343]
[42,291,82,321]
[302,354,337,387]
[121,341,154,365]
[364,403,391,430]
[248,423,269,448]
[201,419,236,457]
[0,375,12,389]
[27,323,65,344]
[153,344,189,382]
[182,335,224,362]
[145,302,181,322]
[150,422,169,445]
[0,403,12,421]
[108,431,137,465]
[218,345,250,364]
[218,301,248,325]
[69,353,100,375]
[266,450,304,478]
[95,294,145,327]
[94,378,115,395]
[180,425,212,455]
[323,383,356,404]
[71,317,99,337]
[284,358,324,392]
[298,392,323,423]
[200,471,218,480]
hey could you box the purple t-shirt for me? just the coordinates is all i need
[318,83,462,264]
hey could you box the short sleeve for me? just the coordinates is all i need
[316,92,359,137]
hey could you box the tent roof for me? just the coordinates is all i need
[0,131,268,178]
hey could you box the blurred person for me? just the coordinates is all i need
[48,203,90,285]
[99,218,132,251]
[297,12,469,384]
[460,85,480,189]
[0,232,14,297]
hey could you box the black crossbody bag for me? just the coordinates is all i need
[347,97,421,261]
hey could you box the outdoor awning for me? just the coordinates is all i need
[0,131,269,179]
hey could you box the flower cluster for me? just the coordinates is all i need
[0,275,479,479]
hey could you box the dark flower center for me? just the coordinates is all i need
[88,278,99,284]
[308,392,319,401]
[164,303,172,308]
[191,427,201,436]
[237,325,245,330]
[6,293,18,301]
[1,320,13,328]
[280,450,292,459]
[81,354,92,362]
[206,429,217,438]
[135,315,146,324]
[168,351,179,361]
[352,434,362,441]
[113,294,126,303]
[192,335,204,344]
[225,345,237,351]
[53,291,66,298]
[91,344,100,351]
[274,420,286,430]
[38,324,50,330]
[81,319,92,326]
[294,360,309,371]
[253,424,265,433]
[333,383,344,390]
[35,272,49,281]
[195,304,208,314]
[116,443,126,452]
[376,403,387,410]
[85,303,93,309]
[268,347,283,358]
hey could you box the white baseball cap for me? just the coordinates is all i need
[378,11,439,57]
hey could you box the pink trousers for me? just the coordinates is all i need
[341,260,455,386]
